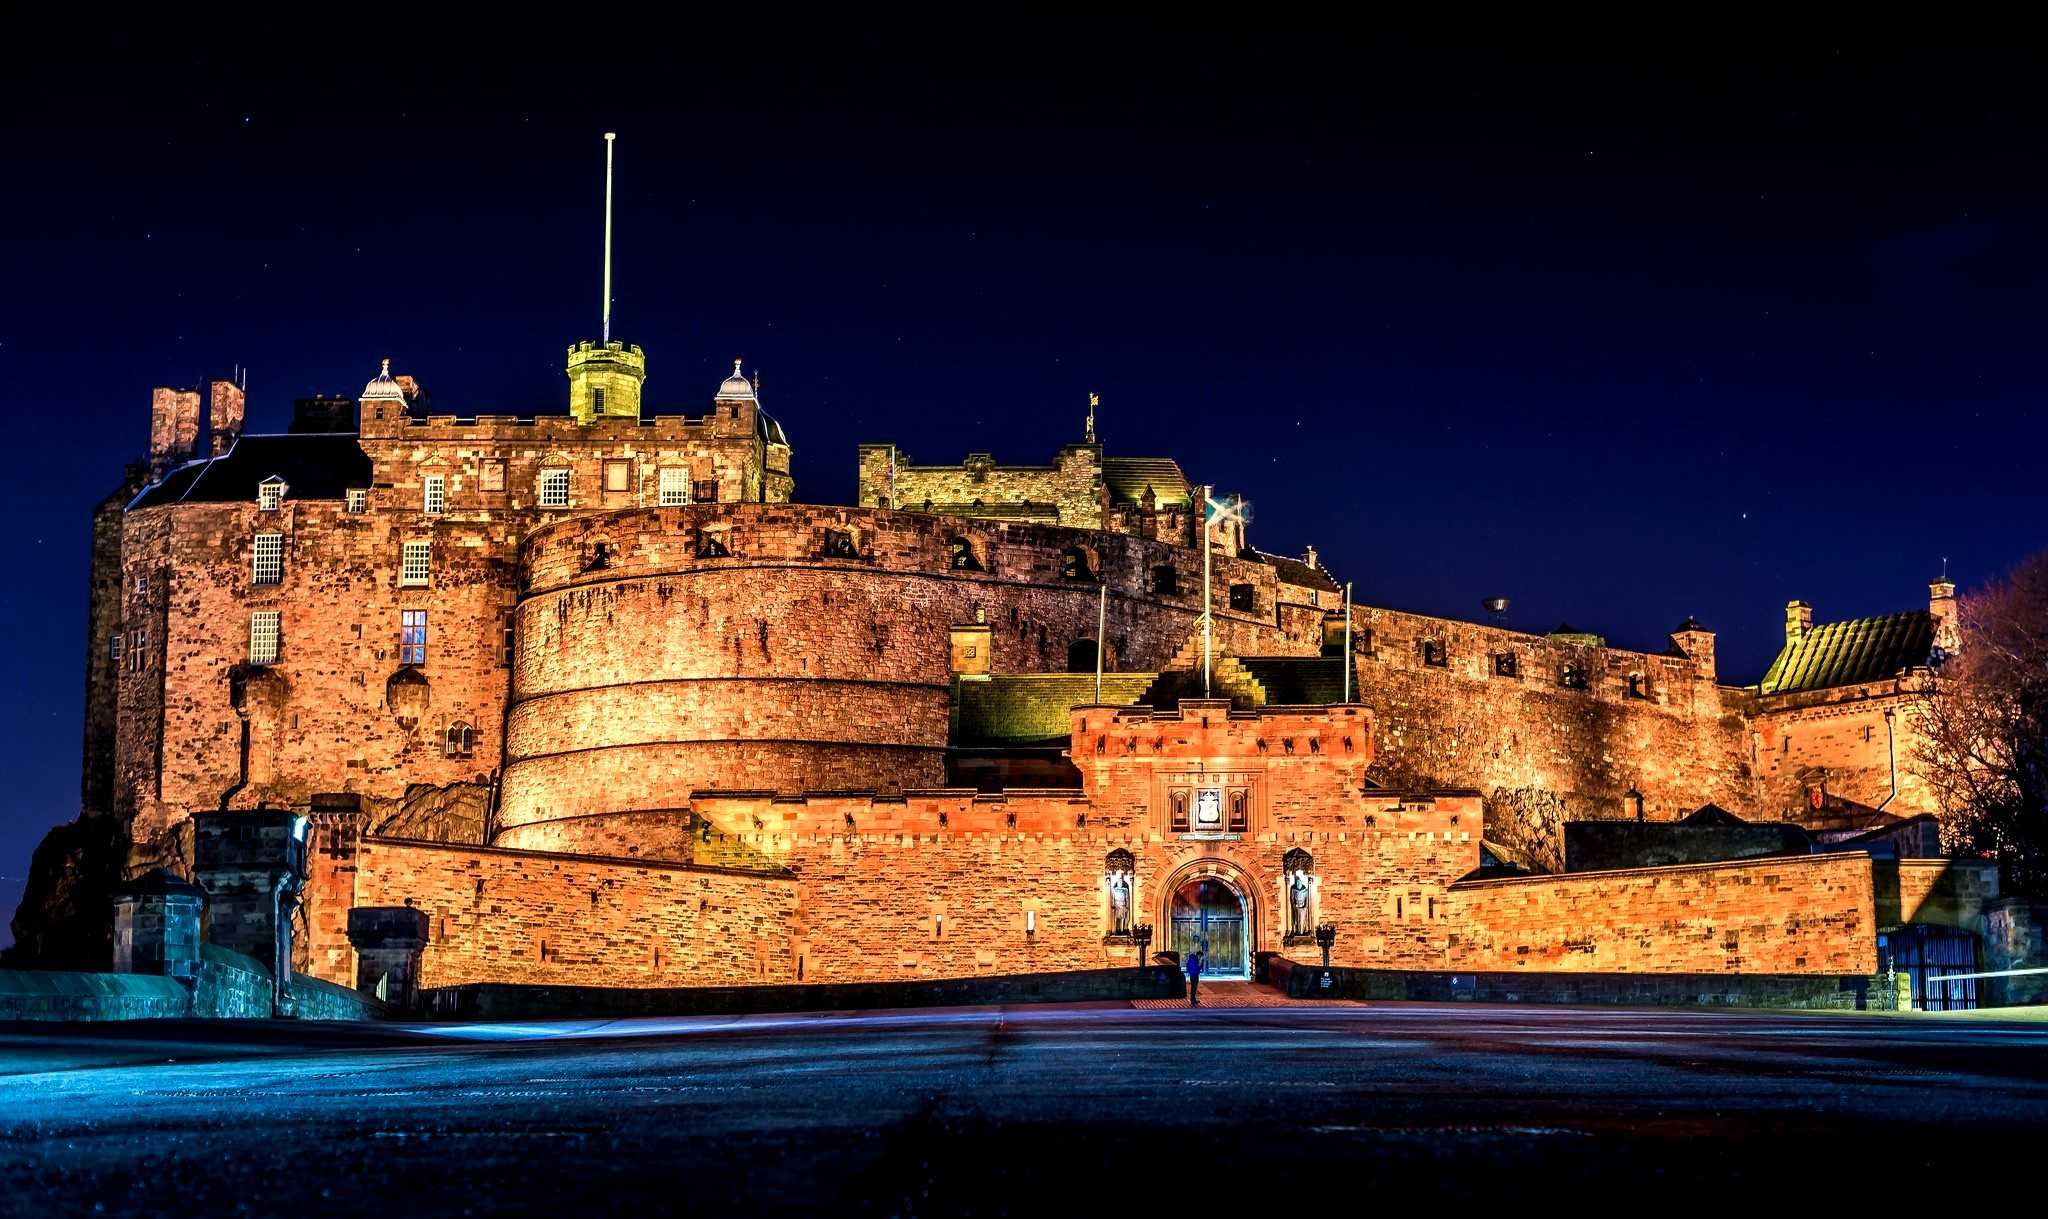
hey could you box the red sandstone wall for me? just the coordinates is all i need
[1748,683,1939,818]
[1448,852,1878,974]
[1889,857,1998,931]
[304,833,797,989]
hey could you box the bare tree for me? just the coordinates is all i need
[1912,550,2048,896]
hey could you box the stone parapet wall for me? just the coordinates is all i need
[304,834,799,990]
[1448,852,1878,975]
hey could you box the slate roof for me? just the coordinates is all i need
[952,673,1160,747]
[1102,457,1191,507]
[1756,611,1935,695]
[129,434,372,510]
[1246,549,1342,594]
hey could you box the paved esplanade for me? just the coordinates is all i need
[4,1002,2045,1215]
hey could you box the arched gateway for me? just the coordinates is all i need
[1166,871,1253,979]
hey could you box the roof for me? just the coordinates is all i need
[1757,611,1934,695]
[1247,549,1341,594]
[1679,803,1747,827]
[129,433,372,510]
[1102,457,1191,507]
[953,673,1159,748]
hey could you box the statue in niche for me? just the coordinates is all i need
[1109,871,1132,935]
[1289,870,1312,936]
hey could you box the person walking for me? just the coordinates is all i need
[1185,939,1206,1007]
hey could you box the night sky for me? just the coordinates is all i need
[4,34,2044,938]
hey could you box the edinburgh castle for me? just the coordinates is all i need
[10,304,2025,1007]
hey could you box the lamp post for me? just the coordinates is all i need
[1315,922,1337,970]
[1133,923,1154,968]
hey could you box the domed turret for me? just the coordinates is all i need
[361,358,407,405]
[717,359,756,402]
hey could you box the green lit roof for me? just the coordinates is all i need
[953,673,1160,747]
[1103,457,1191,507]
[1757,612,1934,695]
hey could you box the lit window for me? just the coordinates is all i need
[591,387,607,414]
[400,610,427,666]
[658,467,688,506]
[423,475,446,515]
[252,533,283,586]
[400,540,431,586]
[539,469,570,508]
[248,611,281,665]
[445,721,475,758]
[345,488,367,513]
[258,477,286,511]
[109,633,123,662]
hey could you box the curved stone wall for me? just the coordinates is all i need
[496,504,1300,852]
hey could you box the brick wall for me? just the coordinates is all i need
[1448,852,1878,974]
[304,833,797,989]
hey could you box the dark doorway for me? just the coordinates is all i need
[1067,638,1098,673]
[1168,878,1247,978]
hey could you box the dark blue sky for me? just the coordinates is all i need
[4,34,2044,935]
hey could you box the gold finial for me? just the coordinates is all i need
[1089,392,1100,408]
[380,358,390,376]
[733,358,743,377]
[1085,392,1098,443]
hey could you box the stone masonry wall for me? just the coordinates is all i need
[857,443,1106,528]
[303,832,797,990]
[1748,680,1940,818]
[1448,852,1879,974]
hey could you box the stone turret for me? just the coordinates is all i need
[1669,616,1716,683]
[567,339,647,424]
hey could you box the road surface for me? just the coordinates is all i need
[3,1001,2046,1215]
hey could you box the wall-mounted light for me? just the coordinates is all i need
[934,913,944,938]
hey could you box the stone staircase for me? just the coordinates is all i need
[1143,617,1267,710]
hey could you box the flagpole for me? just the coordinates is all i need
[1201,485,1213,698]
[1342,581,1353,703]
[1095,580,1107,704]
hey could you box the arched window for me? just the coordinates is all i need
[947,537,982,571]
[444,721,475,758]
[1061,547,1096,581]
[1067,638,1099,673]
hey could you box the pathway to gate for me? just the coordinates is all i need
[1130,981,1367,1009]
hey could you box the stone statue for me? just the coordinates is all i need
[1289,871,1311,936]
[1109,871,1131,934]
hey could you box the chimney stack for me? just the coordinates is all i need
[1929,576,1959,658]
[148,387,202,476]
[1784,600,1813,646]
[209,379,246,457]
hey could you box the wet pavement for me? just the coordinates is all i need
[3,1001,2046,1216]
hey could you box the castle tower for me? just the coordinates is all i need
[568,132,646,425]
[568,340,647,423]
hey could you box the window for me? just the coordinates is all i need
[604,460,631,494]
[947,537,981,571]
[252,533,283,586]
[1422,640,1448,667]
[248,611,281,665]
[134,572,149,597]
[695,530,731,559]
[400,610,427,666]
[1559,663,1588,690]
[1493,652,1518,678]
[257,477,286,511]
[1060,547,1095,581]
[345,488,367,514]
[822,529,859,559]
[109,633,122,662]
[1169,790,1190,832]
[445,721,476,758]
[1626,672,1649,699]
[591,387,607,414]
[1228,583,1255,612]
[400,541,431,586]
[501,613,516,668]
[659,468,688,506]
[1152,565,1180,596]
[423,475,446,515]
[1228,789,1249,833]
[538,468,570,508]
[129,626,147,670]
[692,479,718,504]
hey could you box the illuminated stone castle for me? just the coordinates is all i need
[20,316,2014,1009]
